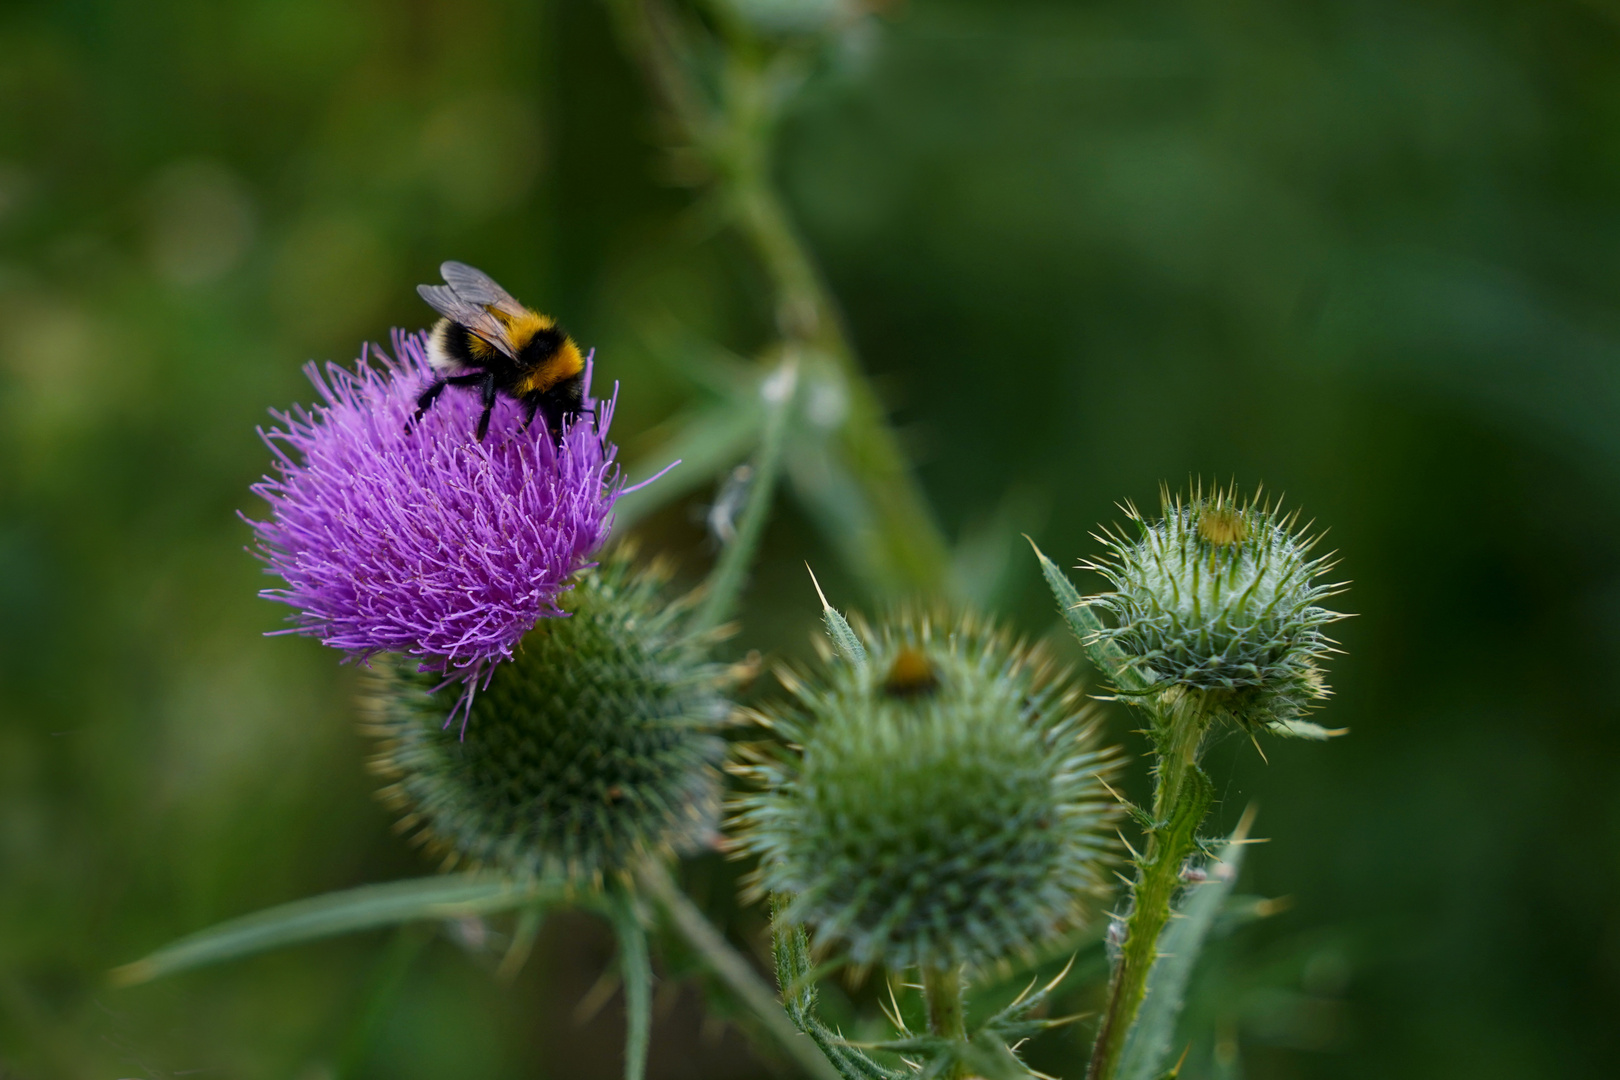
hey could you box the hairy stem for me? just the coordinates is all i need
[922,963,968,1079]
[1086,698,1214,1080]
[637,861,843,1080]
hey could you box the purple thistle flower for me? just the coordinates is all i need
[247,329,636,694]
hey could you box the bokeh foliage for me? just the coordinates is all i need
[2,0,1619,1077]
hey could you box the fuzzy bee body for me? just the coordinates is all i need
[413,261,586,442]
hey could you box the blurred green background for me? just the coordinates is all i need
[3,0,1618,1076]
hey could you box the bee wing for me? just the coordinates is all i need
[439,261,527,318]
[416,261,526,360]
[416,284,517,360]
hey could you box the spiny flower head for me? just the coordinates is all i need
[361,555,732,887]
[732,611,1121,973]
[1084,483,1347,727]
[247,329,622,687]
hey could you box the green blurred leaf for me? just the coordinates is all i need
[691,359,799,634]
[111,874,558,987]
[642,866,847,1080]
[949,485,1048,610]
[614,399,764,532]
[334,925,431,1078]
[784,428,885,592]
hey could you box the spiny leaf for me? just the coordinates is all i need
[980,955,1085,1044]
[1027,537,1152,695]
[768,895,905,1080]
[1272,718,1348,740]
[961,1033,1038,1080]
[112,874,558,987]
[806,563,867,670]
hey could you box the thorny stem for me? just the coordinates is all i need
[605,0,952,598]
[1086,695,1215,1080]
[922,963,968,1079]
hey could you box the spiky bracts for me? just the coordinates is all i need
[733,611,1121,973]
[1084,484,1347,729]
[361,556,731,888]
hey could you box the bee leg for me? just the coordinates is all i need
[522,397,540,431]
[411,379,448,426]
[475,372,498,442]
[538,378,583,445]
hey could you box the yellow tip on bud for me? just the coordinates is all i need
[883,646,938,698]
[1197,506,1249,546]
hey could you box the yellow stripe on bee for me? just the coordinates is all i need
[491,308,553,337]
[515,339,585,396]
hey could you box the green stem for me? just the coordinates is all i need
[922,963,968,1079]
[689,357,797,636]
[728,141,952,597]
[608,891,654,1080]
[1086,698,1214,1080]
[637,861,843,1080]
[604,0,953,598]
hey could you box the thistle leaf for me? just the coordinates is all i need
[1115,811,1256,1080]
[961,1033,1037,1080]
[614,400,763,531]
[111,874,557,987]
[1027,537,1152,695]
[806,563,867,670]
[769,895,905,1080]
[1272,718,1348,740]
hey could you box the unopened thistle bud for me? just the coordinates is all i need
[361,556,732,888]
[1084,484,1347,729]
[733,612,1121,972]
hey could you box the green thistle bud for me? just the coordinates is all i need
[1085,484,1347,729]
[733,612,1121,973]
[361,555,732,888]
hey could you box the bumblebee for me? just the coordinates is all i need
[413,261,585,442]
